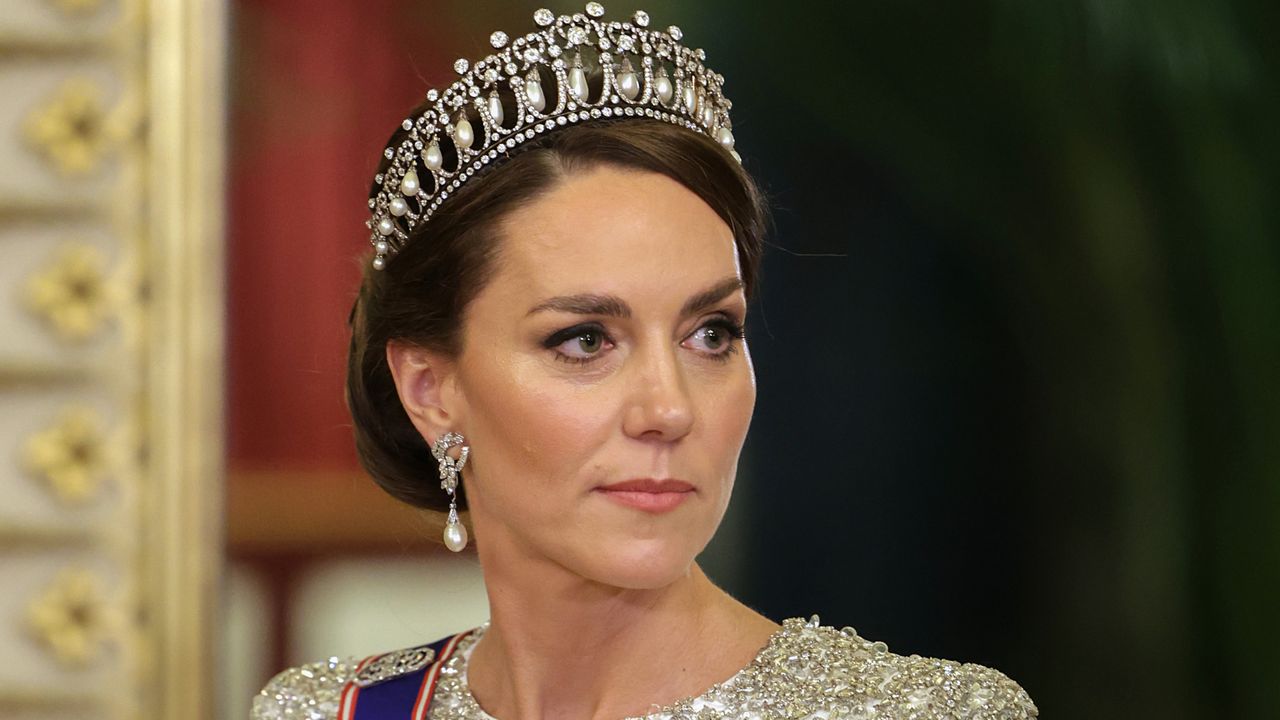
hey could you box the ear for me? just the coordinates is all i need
[385,340,463,445]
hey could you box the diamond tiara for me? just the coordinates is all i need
[365,3,740,270]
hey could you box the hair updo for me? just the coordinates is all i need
[346,116,769,512]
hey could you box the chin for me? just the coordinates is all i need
[574,534,707,590]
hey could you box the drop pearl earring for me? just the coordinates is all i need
[431,431,470,552]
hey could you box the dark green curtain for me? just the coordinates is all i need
[446,2,1279,716]
[688,1,1278,717]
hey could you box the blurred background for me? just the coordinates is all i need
[224,0,1279,718]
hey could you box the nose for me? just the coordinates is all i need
[622,342,695,442]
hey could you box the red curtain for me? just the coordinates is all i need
[227,0,448,476]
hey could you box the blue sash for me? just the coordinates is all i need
[340,630,472,720]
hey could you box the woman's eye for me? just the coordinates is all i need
[686,318,745,357]
[545,325,612,364]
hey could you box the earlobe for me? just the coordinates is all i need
[385,341,457,440]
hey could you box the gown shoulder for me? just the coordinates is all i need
[251,655,359,720]
[718,616,1039,719]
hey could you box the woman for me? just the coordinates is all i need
[253,5,1038,719]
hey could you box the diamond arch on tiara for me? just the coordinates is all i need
[365,3,740,271]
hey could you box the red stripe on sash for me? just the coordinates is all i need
[337,654,380,720]
[411,631,472,720]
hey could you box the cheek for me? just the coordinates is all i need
[717,394,755,481]
[462,358,615,487]
[730,379,756,437]
[702,363,757,449]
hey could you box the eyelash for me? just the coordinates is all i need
[543,317,746,366]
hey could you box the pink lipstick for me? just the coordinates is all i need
[594,478,695,513]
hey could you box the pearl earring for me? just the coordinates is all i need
[431,431,470,552]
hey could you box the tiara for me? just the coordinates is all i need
[365,3,739,270]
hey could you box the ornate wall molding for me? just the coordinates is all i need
[0,0,225,717]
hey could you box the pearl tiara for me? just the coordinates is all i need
[365,3,740,270]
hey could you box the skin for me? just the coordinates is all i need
[387,165,778,720]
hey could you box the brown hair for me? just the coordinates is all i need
[346,118,768,511]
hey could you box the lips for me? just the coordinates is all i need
[598,478,695,493]
[594,478,695,513]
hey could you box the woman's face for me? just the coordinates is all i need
[444,164,755,590]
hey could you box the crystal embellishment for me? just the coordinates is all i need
[251,617,1038,720]
[426,617,1039,720]
[489,31,509,48]
[432,431,469,494]
[533,8,555,26]
[251,656,354,720]
[585,2,605,18]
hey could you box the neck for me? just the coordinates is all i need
[465,535,776,720]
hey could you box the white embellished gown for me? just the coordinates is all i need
[252,616,1037,719]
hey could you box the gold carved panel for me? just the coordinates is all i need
[0,0,224,718]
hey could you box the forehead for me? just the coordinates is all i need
[490,165,740,299]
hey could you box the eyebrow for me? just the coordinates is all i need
[527,293,631,318]
[680,276,746,317]
[526,276,745,319]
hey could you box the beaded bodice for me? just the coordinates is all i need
[252,616,1038,720]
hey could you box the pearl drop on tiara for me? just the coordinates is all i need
[364,3,740,271]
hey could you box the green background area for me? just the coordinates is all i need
[436,1,1279,715]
